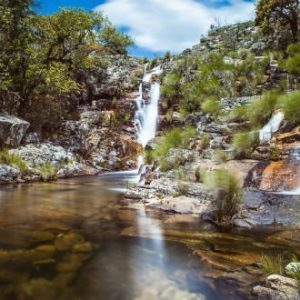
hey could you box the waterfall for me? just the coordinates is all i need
[135,65,163,147]
[259,111,284,142]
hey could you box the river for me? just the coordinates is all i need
[0,175,299,300]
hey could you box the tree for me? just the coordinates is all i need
[255,0,299,42]
[0,4,133,120]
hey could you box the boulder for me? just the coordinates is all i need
[57,162,99,178]
[9,143,75,167]
[0,114,29,147]
[0,164,20,183]
[253,274,299,300]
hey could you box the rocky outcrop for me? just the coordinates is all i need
[253,274,300,300]
[0,165,20,183]
[9,143,75,168]
[0,114,29,147]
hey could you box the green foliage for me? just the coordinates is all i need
[161,71,182,109]
[180,53,233,114]
[255,0,299,42]
[0,4,133,124]
[154,127,197,161]
[199,134,210,149]
[144,149,155,165]
[201,98,222,118]
[214,150,228,164]
[247,91,280,127]
[261,255,284,275]
[205,169,243,225]
[39,162,57,181]
[0,149,28,174]
[279,43,300,75]
[278,91,300,126]
[233,131,259,156]
[234,52,268,96]
[270,148,282,161]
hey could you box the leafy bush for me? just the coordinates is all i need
[282,43,300,75]
[278,91,300,126]
[246,91,280,127]
[214,150,228,164]
[270,148,282,161]
[201,99,222,118]
[261,255,284,275]
[199,134,210,149]
[154,127,197,162]
[205,169,242,225]
[144,149,154,165]
[0,149,28,174]
[233,131,259,156]
[39,162,57,181]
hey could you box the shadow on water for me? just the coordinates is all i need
[0,174,298,299]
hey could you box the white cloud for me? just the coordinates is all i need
[94,0,255,53]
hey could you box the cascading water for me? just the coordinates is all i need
[259,111,284,142]
[135,65,163,147]
[101,65,163,187]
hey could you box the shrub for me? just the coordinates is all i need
[144,149,154,165]
[205,169,242,225]
[261,255,284,275]
[201,98,222,118]
[233,131,259,156]
[0,149,28,174]
[174,182,189,196]
[270,148,282,161]
[199,134,210,149]
[284,43,300,75]
[278,91,300,126]
[246,91,280,127]
[153,127,197,162]
[214,150,228,164]
[39,162,57,181]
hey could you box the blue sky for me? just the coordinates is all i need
[36,0,256,58]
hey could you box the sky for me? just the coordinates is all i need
[36,0,256,58]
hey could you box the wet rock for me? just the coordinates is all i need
[54,232,84,252]
[149,196,212,214]
[57,162,98,178]
[253,274,299,300]
[0,113,30,147]
[72,242,93,253]
[286,262,300,274]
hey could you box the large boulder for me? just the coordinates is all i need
[0,164,20,183]
[9,143,75,167]
[0,114,30,147]
[253,274,299,300]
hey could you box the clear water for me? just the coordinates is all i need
[0,175,298,300]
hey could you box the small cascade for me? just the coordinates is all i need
[135,65,163,147]
[259,111,284,142]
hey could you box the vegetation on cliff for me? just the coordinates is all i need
[0,0,133,129]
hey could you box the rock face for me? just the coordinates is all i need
[253,274,300,300]
[0,114,29,147]
[9,143,75,168]
[0,165,20,183]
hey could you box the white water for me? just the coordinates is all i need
[135,65,163,147]
[259,111,284,142]
[108,65,163,185]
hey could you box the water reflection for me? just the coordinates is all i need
[0,176,298,299]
